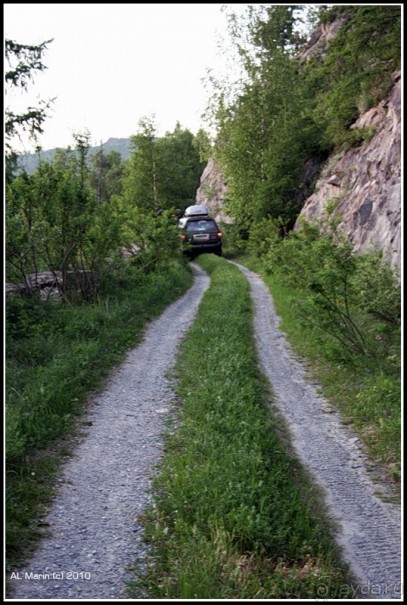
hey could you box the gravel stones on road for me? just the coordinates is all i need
[234,262,401,600]
[8,264,210,600]
[8,260,401,600]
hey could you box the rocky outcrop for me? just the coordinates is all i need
[297,72,401,273]
[195,158,232,224]
[297,17,349,63]
[196,18,401,273]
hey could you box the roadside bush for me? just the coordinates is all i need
[262,221,400,361]
[351,252,400,326]
[6,295,55,341]
[121,209,180,271]
[220,223,249,257]
[247,217,283,258]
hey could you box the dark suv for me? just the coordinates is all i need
[180,216,223,258]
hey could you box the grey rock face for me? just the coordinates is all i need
[195,158,232,225]
[297,74,401,273]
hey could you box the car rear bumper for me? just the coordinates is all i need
[183,242,222,256]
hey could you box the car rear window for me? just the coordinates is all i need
[185,220,218,233]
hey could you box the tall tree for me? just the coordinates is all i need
[118,119,205,268]
[6,132,126,298]
[89,149,124,204]
[213,5,321,230]
[125,116,161,213]
[123,117,204,214]
[5,38,54,179]
[156,122,205,211]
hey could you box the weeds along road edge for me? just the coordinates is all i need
[7,264,210,600]
[233,261,401,600]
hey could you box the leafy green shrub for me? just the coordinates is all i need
[262,221,400,361]
[247,217,285,258]
[351,253,400,325]
[220,223,249,257]
[6,295,54,340]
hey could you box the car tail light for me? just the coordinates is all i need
[180,234,187,241]
[217,232,223,238]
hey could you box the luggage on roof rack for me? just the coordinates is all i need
[184,204,209,218]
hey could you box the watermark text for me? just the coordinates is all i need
[10,571,92,581]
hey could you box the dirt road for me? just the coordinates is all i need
[8,264,210,600]
[235,262,401,600]
[8,261,401,600]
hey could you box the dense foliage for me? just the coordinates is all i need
[249,218,400,360]
[6,133,124,298]
[6,118,204,295]
[210,5,401,233]
[124,118,205,214]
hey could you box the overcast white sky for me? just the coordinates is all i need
[4,3,250,152]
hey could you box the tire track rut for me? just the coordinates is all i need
[8,264,210,600]
[235,262,401,600]
[7,260,401,600]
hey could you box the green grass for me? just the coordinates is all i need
[133,254,351,599]
[236,254,401,488]
[6,259,193,570]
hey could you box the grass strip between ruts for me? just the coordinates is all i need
[134,254,352,599]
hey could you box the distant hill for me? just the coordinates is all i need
[17,137,134,174]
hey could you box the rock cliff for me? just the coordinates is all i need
[297,72,401,272]
[195,159,232,224]
[196,17,401,273]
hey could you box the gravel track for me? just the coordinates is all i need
[8,260,402,600]
[8,263,210,600]
[234,262,402,600]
